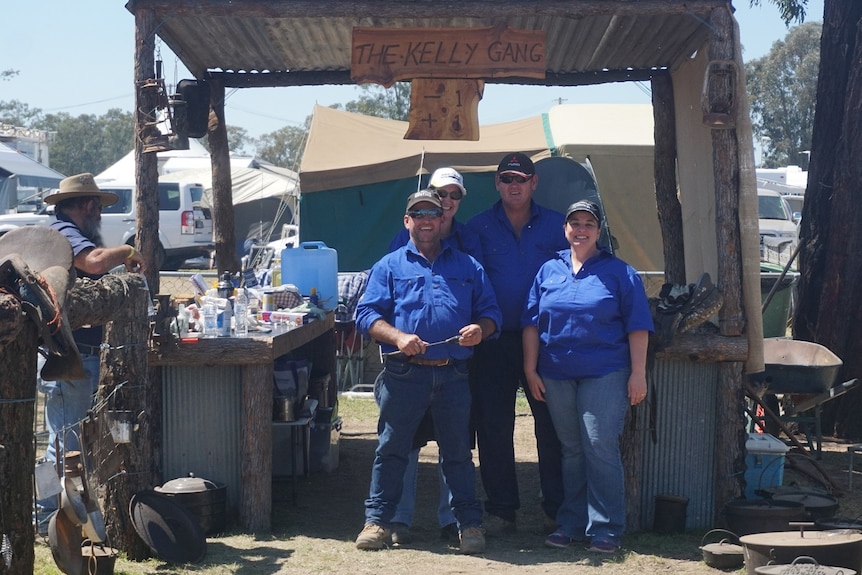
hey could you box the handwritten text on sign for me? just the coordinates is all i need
[351,26,546,87]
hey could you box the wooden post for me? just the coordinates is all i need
[133,6,162,294]
[207,78,240,275]
[652,72,686,285]
[0,306,38,575]
[708,6,748,517]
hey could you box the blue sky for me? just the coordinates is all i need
[2,1,824,141]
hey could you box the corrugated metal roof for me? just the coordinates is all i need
[128,0,729,87]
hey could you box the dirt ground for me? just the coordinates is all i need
[36,394,862,575]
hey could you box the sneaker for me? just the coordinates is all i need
[589,539,620,554]
[440,522,460,542]
[482,514,516,536]
[459,526,486,554]
[390,522,413,545]
[544,530,574,548]
[355,524,391,550]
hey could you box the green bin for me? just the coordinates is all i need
[760,263,800,338]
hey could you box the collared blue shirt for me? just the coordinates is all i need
[467,200,567,331]
[50,212,104,347]
[389,219,485,266]
[356,241,501,360]
[522,248,654,380]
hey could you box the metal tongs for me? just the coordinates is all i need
[383,335,461,360]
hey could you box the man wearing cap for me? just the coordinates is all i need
[386,167,484,544]
[35,173,146,532]
[355,189,500,554]
[466,152,567,534]
[389,167,483,264]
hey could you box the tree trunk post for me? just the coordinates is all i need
[208,78,240,275]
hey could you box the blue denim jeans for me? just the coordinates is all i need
[471,332,563,522]
[542,368,630,544]
[36,352,100,514]
[366,359,481,529]
[374,378,457,527]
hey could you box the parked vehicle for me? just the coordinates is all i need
[758,188,799,264]
[0,179,213,270]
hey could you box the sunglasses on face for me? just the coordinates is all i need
[407,208,444,220]
[433,188,464,200]
[499,174,532,184]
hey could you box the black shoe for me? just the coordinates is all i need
[440,522,459,542]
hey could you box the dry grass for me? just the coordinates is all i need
[34,395,862,575]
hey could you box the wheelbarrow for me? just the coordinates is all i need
[749,338,858,459]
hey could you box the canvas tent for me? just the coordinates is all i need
[0,142,66,211]
[299,103,663,273]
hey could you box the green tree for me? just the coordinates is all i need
[33,109,133,175]
[254,118,310,169]
[0,99,43,127]
[344,82,412,120]
[1,69,18,81]
[745,21,821,167]
[198,125,253,155]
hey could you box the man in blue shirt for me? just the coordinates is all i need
[355,189,501,554]
[35,173,145,533]
[466,153,568,534]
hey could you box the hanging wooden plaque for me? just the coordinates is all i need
[352,26,545,87]
[404,79,484,141]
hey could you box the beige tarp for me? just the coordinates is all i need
[550,104,665,274]
[299,105,552,193]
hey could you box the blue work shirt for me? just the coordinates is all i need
[522,248,654,380]
[356,241,501,361]
[50,212,104,347]
[467,200,567,331]
[389,219,485,266]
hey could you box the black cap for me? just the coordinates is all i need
[496,152,535,176]
[565,200,603,224]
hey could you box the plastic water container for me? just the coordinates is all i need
[281,241,338,310]
[744,432,789,499]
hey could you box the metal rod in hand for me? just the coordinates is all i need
[383,335,461,360]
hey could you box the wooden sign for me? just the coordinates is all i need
[404,79,484,141]
[352,26,546,87]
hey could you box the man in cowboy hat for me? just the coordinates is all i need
[35,172,146,533]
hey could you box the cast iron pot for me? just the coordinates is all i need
[155,473,227,535]
[723,498,807,536]
[755,556,856,575]
[740,530,862,575]
[699,529,744,569]
[771,491,839,520]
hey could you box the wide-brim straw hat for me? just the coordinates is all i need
[44,173,119,206]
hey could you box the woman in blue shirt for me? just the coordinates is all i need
[522,200,653,554]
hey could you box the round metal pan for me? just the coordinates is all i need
[129,490,206,564]
[48,510,83,575]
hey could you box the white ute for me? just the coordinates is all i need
[0,179,214,270]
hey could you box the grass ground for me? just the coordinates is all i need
[34,395,862,575]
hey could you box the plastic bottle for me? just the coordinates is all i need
[272,257,282,287]
[234,288,249,337]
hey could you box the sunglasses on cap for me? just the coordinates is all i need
[407,208,444,220]
[499,174,532,184]
[432,187,464,200]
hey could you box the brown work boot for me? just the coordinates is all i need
[355,523,391,550]
[390,522,412,545]
[459,526,486,554]
[482,513,516,536]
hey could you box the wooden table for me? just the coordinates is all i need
[150,311,334,531]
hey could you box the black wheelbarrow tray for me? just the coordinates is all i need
[761,337,842,394]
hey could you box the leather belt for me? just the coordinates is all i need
[76,343,102,355]
[406,357,451,367]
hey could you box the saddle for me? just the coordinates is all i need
[0,226,85,380]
